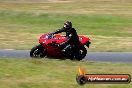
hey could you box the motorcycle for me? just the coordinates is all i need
[30,33,91,60]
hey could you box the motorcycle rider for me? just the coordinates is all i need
[52,21,80,57]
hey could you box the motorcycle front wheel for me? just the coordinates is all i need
[30,44,47,58]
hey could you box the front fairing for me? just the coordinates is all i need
[39,33,66,44]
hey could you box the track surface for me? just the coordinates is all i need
[0,49,132,63]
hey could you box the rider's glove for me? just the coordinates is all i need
[51,32,55,35]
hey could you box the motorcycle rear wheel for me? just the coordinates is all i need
[75,46,87,61]
[30,44,47,58]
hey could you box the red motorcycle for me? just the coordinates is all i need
[30,33,91,60]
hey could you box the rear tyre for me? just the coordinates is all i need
[30,44,47,58]
[75,46,87,61]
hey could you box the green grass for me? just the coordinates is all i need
[0,0,132,51]
[0,1,132,88]
[0,10,132,51]
[1,10,132,36]
[0,58,132,88]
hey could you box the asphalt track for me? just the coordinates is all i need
[0,49,132,63]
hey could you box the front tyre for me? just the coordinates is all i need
[30,44,47,58]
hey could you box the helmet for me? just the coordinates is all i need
[64,21,72,29]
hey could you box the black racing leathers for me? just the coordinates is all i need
[53,27,80,47]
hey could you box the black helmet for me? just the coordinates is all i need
[64,21,72,29]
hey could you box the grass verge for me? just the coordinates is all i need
[0,0,132,51]
[0,58,132,88]
[0,10,132,51]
